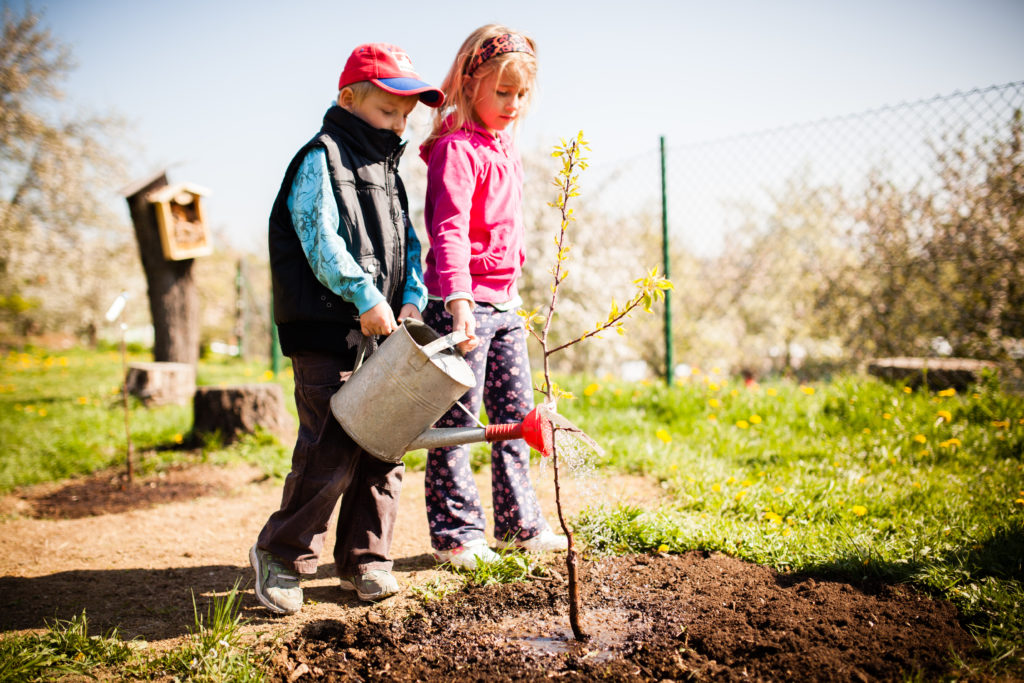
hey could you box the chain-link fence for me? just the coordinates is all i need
[564,81,1024,383]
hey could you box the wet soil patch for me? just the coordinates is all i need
[272,552,977,682]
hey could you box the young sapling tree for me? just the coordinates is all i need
[520,132,672,641]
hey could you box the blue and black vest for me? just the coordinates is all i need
[269,106,409,356]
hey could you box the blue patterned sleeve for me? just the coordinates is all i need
[403,217,428,311]
[287,148,384,315]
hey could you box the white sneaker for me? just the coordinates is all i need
[433,538,500,570]
[497,529,568,553]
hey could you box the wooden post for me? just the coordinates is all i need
[123,172,201,366]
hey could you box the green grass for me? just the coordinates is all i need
[0,347,293,492]
[559,371,1023,676]
[0,585,265,681]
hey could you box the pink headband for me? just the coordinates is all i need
[466,33,535,76]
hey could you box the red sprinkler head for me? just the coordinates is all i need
[483,405,554,456]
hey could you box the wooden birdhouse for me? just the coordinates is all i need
[148,182,213,260]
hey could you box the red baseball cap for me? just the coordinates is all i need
[339,43,444,108]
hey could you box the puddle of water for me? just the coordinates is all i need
[482,608,641,663]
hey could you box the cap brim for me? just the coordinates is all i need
[374,77,445,107]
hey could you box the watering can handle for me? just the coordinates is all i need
[420,330,470,359]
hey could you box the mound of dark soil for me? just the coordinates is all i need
[270,551,977,682]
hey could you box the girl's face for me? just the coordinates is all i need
[469,68,530,134]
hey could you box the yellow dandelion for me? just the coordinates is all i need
[708,414,717,421]
[851,505,868,516]
[711,483,722,492]
[939,437,961,448]
[919,450,929,457]
[261,370,274,381]
[655,429,672,444]
[992,420,1010,429]
[913,434,927,444]
[669,463,678,471]
[583,383,600,397]
[709,382,720,392]
[1015,499,1024,506]
[800,386,815,395]
[735,419,750,429]
[734,490,747,501]
[782,528,792,537]
[903,386,912,394]
[711,367,721,375]
[764,511,783,525]
[766,388,777,397]
[882,412,892,420]
[38,408,47,417]
[937,410,952,421]
[730,389,739,397]
[911,481,921,488]
[657,544,669,553]
[708,398,720,408]
[173,433,184,444]
[938,388,956,397]
[77,396,89,405]
[863,428,871,434]
[773,486,785,494]
[749,414,762,425]
[726,476,736,485]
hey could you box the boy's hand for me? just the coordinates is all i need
[448,299,480,354]
[397,303,422,324]
[360,302,398,337]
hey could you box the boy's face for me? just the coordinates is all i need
[339,87,417,136]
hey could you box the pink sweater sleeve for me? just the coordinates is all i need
[425,139,476,299]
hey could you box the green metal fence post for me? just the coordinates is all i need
[660,136,674,385]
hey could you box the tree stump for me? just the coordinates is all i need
[125,361,196,406]
[865,357,998,391]
[192,384,295,444]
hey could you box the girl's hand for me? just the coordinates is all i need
[448,299,480,354]
[360,302,398,337]
[397,303,422,324]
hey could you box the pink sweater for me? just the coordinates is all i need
[419,121,525,304]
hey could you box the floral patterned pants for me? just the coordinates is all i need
[422,300,550,551]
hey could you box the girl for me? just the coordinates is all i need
[419,25,566,569]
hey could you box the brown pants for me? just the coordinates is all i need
[257,351,403,576]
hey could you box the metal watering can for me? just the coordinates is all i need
[330,319,553,464]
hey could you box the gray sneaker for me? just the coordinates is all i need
[339,570,399,602]
[249,544,302,615]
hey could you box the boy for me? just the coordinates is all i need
[250,43,443,614]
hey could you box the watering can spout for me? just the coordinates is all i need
[404,408,553,457]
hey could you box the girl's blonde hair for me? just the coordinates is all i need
[424,24,537,146]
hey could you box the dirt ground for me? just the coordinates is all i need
[0,460,983,681]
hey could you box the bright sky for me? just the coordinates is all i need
[31,0,1024,252]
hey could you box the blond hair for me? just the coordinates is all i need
[424,24,537,147]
